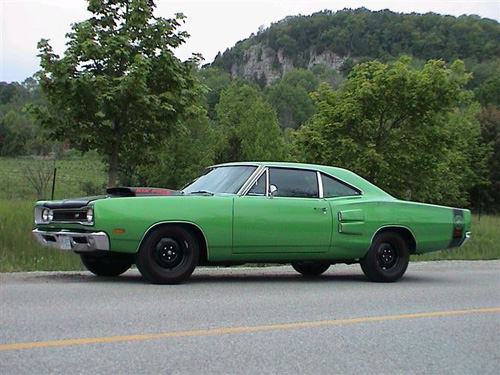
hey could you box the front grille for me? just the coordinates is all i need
[52,209,87,223]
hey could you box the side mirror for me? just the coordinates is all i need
[269,184,278,198]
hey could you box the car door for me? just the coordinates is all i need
[232,167,332,254]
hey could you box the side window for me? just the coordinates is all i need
[322,173,360,197]
[247,172,266,196]
[269,168,319,198]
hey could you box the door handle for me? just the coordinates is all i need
[314,207,328,214]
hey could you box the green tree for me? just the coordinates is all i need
[311,63,345,89]
[215,81,285,162]
[293,57,487,206]
[198,67,231,120]
[265,69,319,129]
[119,114,223,189]
[0,80,43,156]
[473,106,500,213]
[31,0,203,186]
[470,58,500,107]
[0,109,33,156]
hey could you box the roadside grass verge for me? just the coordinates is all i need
[1,197,498,272]
[1,154,105,271]
[0,199,84,272]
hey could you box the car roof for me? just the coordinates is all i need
[212,161,394,198]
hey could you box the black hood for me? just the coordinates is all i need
[43,195,106,209]
[43,187,183,209]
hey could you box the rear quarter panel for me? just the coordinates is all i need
[327,197,471,258]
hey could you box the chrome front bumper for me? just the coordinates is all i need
[32,229,109,252]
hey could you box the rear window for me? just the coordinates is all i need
[322,173,360,197]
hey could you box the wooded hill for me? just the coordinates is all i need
[212,8,499,86]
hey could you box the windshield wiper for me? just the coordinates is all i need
[186,190,214,196]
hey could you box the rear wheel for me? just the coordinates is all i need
[360,232,409,282]
[291,261,330,276]
[80,252,133,277]
[135,226,199,284]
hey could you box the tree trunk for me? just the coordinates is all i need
[107,141,119,187]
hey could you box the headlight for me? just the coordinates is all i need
[41,208,53,223]
[86,207,94,223]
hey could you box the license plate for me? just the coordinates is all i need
[59,235,72,250]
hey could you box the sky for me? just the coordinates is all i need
[1,0,499,83]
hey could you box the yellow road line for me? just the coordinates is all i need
[1,307,498,351]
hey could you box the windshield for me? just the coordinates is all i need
[183,166,257,195]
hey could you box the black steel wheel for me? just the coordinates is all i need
[135,226,199,284]
[360,232,409,282]
[291,261,330,276]
[80,252,134,277]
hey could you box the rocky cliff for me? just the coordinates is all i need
[228,43,348,85]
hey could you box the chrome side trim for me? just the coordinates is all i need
[238,164,363,198]
[32,229,109,252]
[265,168,270,196]
[317,171,324,198]
[238,165,266,195]
[210,162,364,196]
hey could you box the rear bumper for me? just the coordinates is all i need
[460,231,472,247]
[32,229,109,252]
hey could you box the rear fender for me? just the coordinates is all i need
[369,226,417,255]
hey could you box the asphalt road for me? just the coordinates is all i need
[1,261,499,375]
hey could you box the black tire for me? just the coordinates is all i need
[80,252,133,277]
[360,232,409,282]
[135,226,199,284]
[291,261,330,276]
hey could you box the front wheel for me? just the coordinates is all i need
[291,261,330,276]
[80,252,134,277]
[135,226,199,284]
[360,232,409,282]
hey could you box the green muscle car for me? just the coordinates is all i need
[32,162,471,284]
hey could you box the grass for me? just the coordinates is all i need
[0,199,84,272]
[0,154,105,271]
[0,154,106,200]
[1,194,498,272]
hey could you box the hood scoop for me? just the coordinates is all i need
[106,187,184,197]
